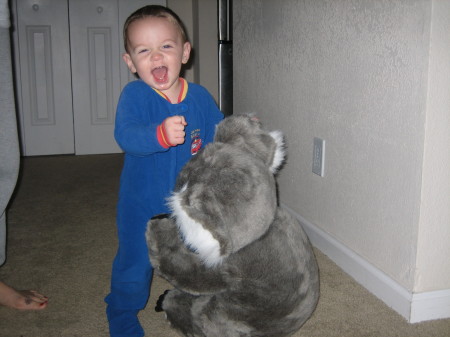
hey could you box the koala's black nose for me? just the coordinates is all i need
[151,213,170,220]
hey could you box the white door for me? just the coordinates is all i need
[69,0,122,155]
[15,0,75,156]
[13,0,166,156]
[69,0,165,155]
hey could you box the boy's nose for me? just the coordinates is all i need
[151,51,162,61]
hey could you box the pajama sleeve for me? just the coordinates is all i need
[114,81,168,156]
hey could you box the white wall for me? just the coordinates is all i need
[234,0,450,321]
[415,0,450,293]
[168,0,218,101]
[195,0,219,102]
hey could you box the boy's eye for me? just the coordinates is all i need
[138,49,148,54]
[162,44,172,49]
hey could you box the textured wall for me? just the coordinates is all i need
[233,0,447,292]
[415,0,450,293]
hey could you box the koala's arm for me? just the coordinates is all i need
[147,217,228,295]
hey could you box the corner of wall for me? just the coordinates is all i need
[283,203,450,323]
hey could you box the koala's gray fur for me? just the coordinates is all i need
[146,114,319,337]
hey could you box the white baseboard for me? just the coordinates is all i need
[283,204,450,323]
[410,289,450,323]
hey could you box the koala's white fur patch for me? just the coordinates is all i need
[269,130,285,173]
[168,185,223,267]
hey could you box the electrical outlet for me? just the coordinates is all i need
[312,137,325,177]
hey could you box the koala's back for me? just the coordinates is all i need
[219,207,319,336]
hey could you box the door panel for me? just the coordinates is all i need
[16,0,74,156]
[13,0,169,156]
[69,0,122,155]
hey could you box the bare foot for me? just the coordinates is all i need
[0,281,48,310]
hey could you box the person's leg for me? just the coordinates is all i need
[0,281,48,310]
[0,8,47,313]
[0,212,6,267]
[0,7,20,268]
[105,204,153,337]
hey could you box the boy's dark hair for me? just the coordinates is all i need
[123,5,189,53]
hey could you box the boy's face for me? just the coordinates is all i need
[123,16,191,98]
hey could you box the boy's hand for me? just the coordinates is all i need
[163,115,187,146]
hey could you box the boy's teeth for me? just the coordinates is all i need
[152,66,167,80]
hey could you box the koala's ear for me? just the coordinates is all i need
[214,114,286,173]
[268,130,286,173]
[242,131,285,174]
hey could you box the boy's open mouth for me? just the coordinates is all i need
[152,66,168,83]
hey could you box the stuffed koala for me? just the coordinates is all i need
[146,114,319,337]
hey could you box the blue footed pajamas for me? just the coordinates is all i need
[105,79,223,337]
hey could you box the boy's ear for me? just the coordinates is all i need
[122,53,137,73]
[182,42,191,64]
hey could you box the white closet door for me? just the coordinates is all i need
[13,0,167,156]
[69,0,122,155]
[15,0,75,156]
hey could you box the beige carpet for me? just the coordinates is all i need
[0,154,449,337]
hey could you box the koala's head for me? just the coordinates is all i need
[213,114,285,174]
[168,115,286,267]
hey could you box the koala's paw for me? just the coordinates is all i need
[146,215,170,265]
[151,213,170,221]
[155,289,170,312]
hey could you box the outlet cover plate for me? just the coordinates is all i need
[313,137,325,177]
